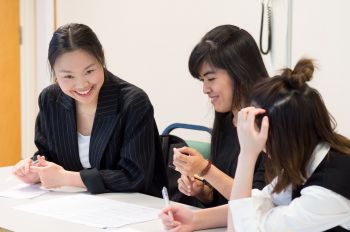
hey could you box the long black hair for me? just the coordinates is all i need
[188,25,268,160]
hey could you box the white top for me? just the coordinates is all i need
[229,143,350,232]
[77,133,91,169]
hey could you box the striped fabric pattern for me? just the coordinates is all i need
[33,71,167,196]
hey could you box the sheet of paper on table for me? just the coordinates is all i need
[0,183,50,199]
[14,194,161,229]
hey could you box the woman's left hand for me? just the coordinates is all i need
[30,156,68,189]
[173,147,207,177]
[237,107,269,160]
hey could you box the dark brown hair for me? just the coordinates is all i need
[250,58,350,193]
[48,23,106,80]
[188,25,268,160]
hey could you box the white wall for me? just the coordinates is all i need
[46,0,349,140]
[54,0,267,141]
[292,0,350,137]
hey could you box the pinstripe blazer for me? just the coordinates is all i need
[33,71,167,196]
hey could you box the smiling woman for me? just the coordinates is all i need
[11,23,167,197]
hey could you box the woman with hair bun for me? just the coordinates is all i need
[229,58,350,231]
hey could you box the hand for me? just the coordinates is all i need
[12,158,40,184]
[159,204,195,232]
[237,107,269,160]
[173,147,207,177]
[30,158,68,189]
[177,174,204,196]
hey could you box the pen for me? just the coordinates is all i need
[168,164,205,182]
[6,159,40,182]
[32,159,39,165]
[161,186,174,221]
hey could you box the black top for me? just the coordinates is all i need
[209,113,266,207]
[33,71,167,196]
[292,149,350,232]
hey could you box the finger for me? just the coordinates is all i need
[13,161,24,176]
[30,166,44,173]
[259,116,269,139]
[19,162,27,176]
[37,156,47,167]
[173,151,188,163]
[173,160,186,173]
[178,182,186,195]
[237,108,248,125]
[163,222,179,231]
[239,106,255,120]
[14,168,24,177]
[247,108,266,128]
[178,184,189,195]
[178,146,198,156]
[181,175,192,188]
[178,178,190,195]
[169,225,181,232]
[24,159,32,174]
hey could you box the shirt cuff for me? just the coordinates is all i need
[80,168,108,194]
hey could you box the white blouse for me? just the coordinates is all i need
[77,133,91,169]
[229,143,350,232]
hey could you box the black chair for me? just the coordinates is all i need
[160,123,212,207]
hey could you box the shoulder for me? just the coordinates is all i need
[304,149,350,200]
[105,71,152,111]
[38,83,62,105]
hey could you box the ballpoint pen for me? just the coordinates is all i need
[168,164,205,182]
[161,186,174,221]
[5,159,39,182]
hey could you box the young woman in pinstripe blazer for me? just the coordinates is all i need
[12,23,167,197]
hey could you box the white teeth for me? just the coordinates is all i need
[76,88,91,95]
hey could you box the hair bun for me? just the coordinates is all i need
[282,58,315,89]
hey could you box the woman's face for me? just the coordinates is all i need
[53,49,104,106]
[198,62,233,113]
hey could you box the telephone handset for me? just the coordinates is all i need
[259,0,272,55]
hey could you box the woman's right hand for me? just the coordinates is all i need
[159,204,195,232]
[12,158,40,184]
[177,174,203,196]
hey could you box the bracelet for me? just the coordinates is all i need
[200,160,212,177]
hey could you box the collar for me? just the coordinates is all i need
[306,142,330,178]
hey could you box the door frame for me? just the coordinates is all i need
[20,0,55,159]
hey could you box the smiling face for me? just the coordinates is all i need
[53,49,104,107]
[198,62,234,113]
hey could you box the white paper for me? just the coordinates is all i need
[108,228,144,232]
[14,194,160,229]
[0,183,50,199]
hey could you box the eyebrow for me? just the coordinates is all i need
[57,63,97,73]
[202,70,216,77]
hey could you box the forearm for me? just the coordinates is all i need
[193,205,228,230]
[230,155,257,200]
[204,165,233,199]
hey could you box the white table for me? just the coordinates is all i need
[0,167,225,232]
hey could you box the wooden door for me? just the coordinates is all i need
[0,0,21,166]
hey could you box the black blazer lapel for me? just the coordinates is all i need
[89,74,120,168]
[56,92,83,171]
